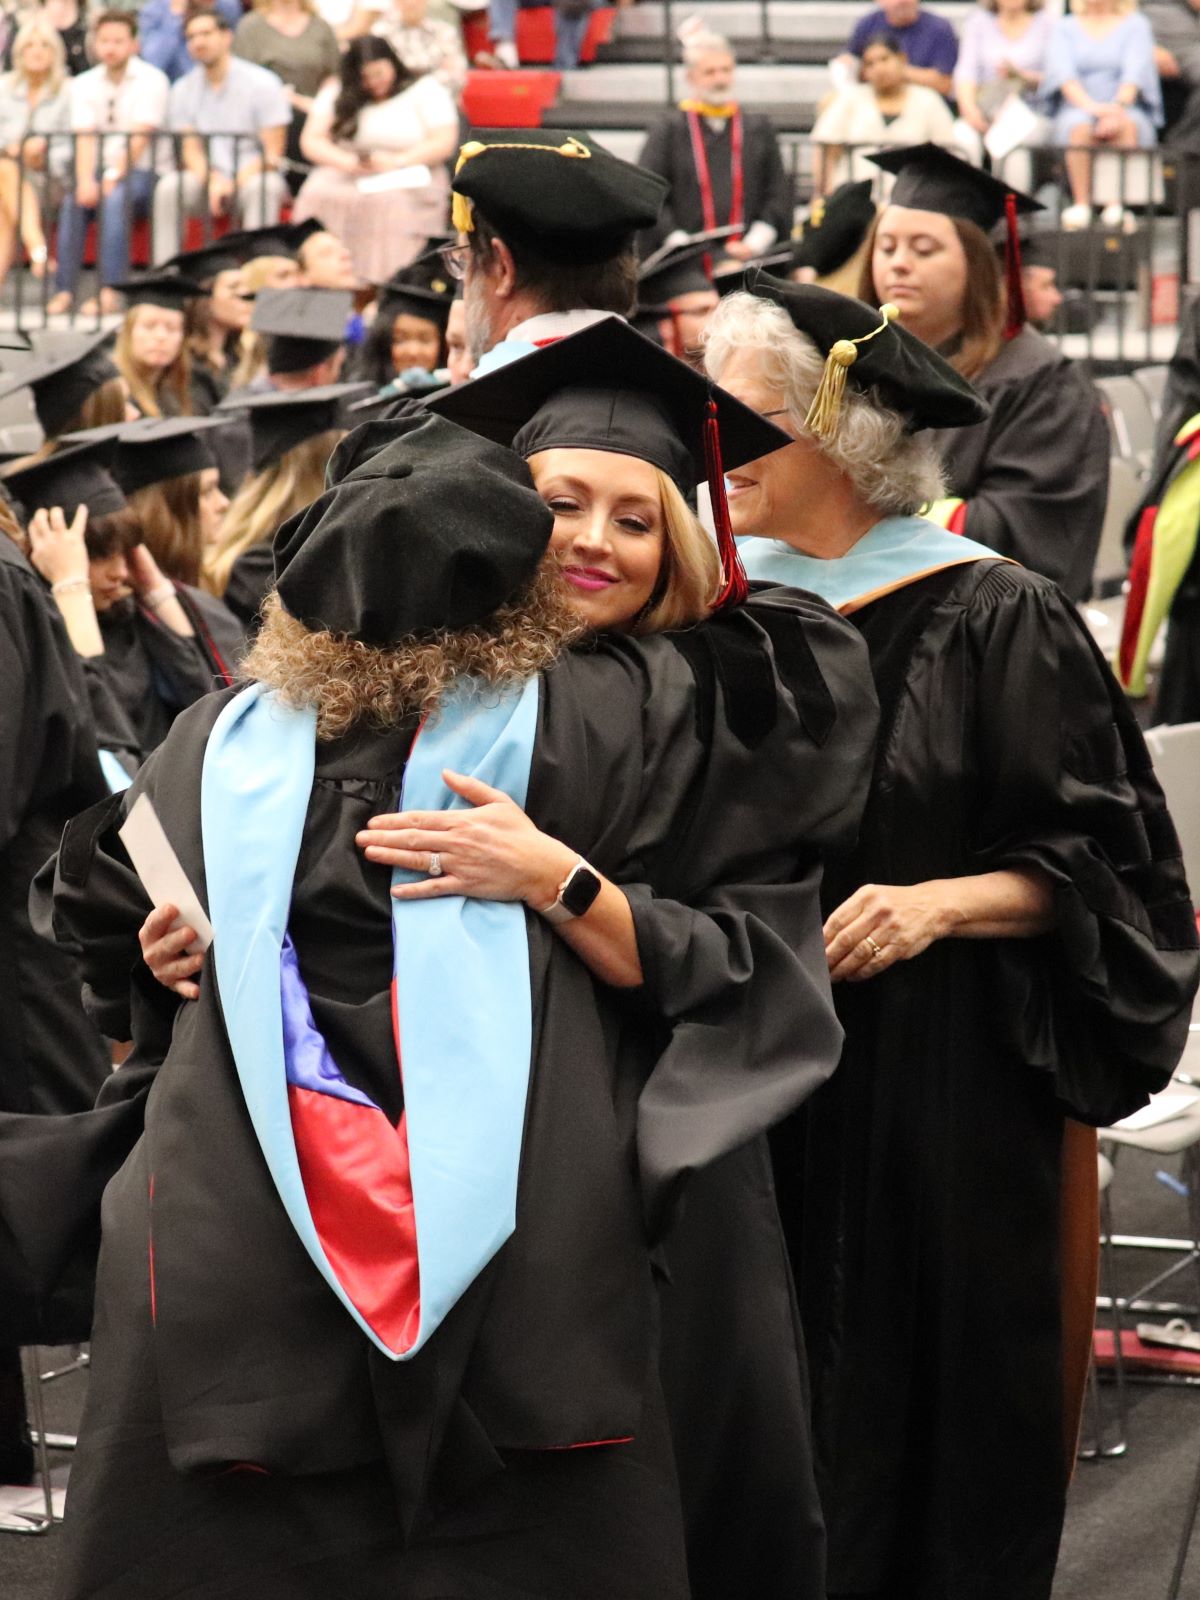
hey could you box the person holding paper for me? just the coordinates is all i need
[293,35,456,281]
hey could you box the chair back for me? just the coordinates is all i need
[1145,721,1200,903]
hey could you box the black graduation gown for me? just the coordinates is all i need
[89,596,223,760]
[0,536,109,1348]
[926,327,1110,603]
[175,581,246,682]
[24,590,878,1600]
[773,560,1198,1600]
[223,541,275,632]
[638,109,793,252]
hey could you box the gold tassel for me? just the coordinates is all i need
[804,303,899,441]
[450,137,591,235]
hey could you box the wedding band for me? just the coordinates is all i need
[428,852,443,878]
[865,935,883,959]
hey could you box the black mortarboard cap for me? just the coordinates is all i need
[253,287,351,374]
[112,271,209,310]
[791,180,877,275]
[217,381,369,473]
[452,130,667,264]
[272,411,553,645]
[377,258,456,333]
[0,437,125,522]
[744,273,988,434]
[170,219,326,271]
[1016,230,1060,272]
[427,314,788,494]
[637,230,728,310]
[100,415,235,495]
[0,330,118,437]
[868,144,1042,232]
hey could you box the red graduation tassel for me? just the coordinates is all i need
[1003,191,1026,341]
[704,395,749,611]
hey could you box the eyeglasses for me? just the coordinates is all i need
[438,243,471,281]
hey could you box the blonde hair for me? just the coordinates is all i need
[243,572,584,741]
[205,429,341,596]
[8,16,67,96]
[632,467,722,634]
[253,0,316,12]
[1069,0,1135,12]
[115,306,193,418]
[704,292,945,515]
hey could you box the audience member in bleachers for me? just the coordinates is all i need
[863,144,1109,603]
[112,270,203,416]
[833,0,958,100]
[32,0,88,76]
[1043,0,1163,227]
[151,6,291,263]
[139,0,243,82]
[294,35,456,281]
[0,15,72,290]
[234,0,341,191]
[638,33,791,262]
[47,10,170,319]
[954,0,1052,145]
[811,33,958,192]
[715,274,1199,1600]
[1146,0,1200,142]
[363,0,468,93]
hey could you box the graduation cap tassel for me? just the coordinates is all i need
[1003,191,1026,341]
[805,304,899,442]
[704,395,749,611]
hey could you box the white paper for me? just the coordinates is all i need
[1114,1089,1200,1132]
[356,164,432,194]
[118,793,213,953]
[984,95,1041,162]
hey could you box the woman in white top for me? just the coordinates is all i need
[0,14,71,287]
[812,35,958,194]
[294,34,457,280]
[955,0,1052,141]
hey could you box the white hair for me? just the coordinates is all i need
[682,30,736,66]
[703,291,945,517]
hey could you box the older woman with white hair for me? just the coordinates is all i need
[707,274,1199,1600]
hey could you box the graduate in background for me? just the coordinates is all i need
[638,32,792,261]
[859,144,1109,604]
[0,331,133,464]
[712,276,1199,1600]
[29,353,877,1595]
[633,232,720,367]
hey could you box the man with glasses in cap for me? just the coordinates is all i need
[441,129,668,376]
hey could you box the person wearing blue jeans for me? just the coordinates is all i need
[485,0,596,70]
[55,167,156,312]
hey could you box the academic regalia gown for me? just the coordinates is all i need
[638,109,793,253]
[22,588,878,1600]
[772,559,1198,1600]
[89,597,222,760]
[223,541,275,631]
[924,328,1109,603]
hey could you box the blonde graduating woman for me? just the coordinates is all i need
[0,14,71,287]
[138,317,880,1600]
[206,383,361,626]
[111,272,203,419]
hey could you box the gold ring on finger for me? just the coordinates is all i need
[865,935,884,960]
[428,851,444,878]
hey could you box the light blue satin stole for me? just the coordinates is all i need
[737,514,1001,611]
[200,677,539,1359]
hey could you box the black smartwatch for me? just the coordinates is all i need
[540,858,602,924]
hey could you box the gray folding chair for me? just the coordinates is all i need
[1133,364,1169,424]
[1145,724,1200,899]
[1097,375,1157,472]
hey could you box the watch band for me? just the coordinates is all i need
[539,858,601,924]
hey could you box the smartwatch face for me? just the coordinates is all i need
[561,863,602,918]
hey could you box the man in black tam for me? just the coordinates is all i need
[18,399,878,1600]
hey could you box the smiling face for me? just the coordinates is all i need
[871,206,968,346]
[128,304,185,371]
[390,312,441,374]
[528,448,666,632]
[714,346,831,543]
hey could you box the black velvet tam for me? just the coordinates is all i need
[452,129,667,263]
[1,438,125,522]
[217,381,370,474]
[427,315,789,493]
[793,179,877,274]
[0,330,118,437]
[744,273,989,433]
[273,411,553,644]
[869,143,1042,231]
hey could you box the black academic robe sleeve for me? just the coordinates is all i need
[967,567,1199,1124]
[937,349,1110,602]
[637,112,683,247]
[743,112,793,241]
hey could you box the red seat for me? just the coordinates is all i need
[461,68,561,127]
[516,5,614,64]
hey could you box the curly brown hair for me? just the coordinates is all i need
[242,567,586,741]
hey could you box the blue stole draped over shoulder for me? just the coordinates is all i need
[737,514,1004,613]
[200,677,540,1360]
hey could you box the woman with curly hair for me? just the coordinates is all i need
[29,321,877,1599]
[293,34,457,281]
